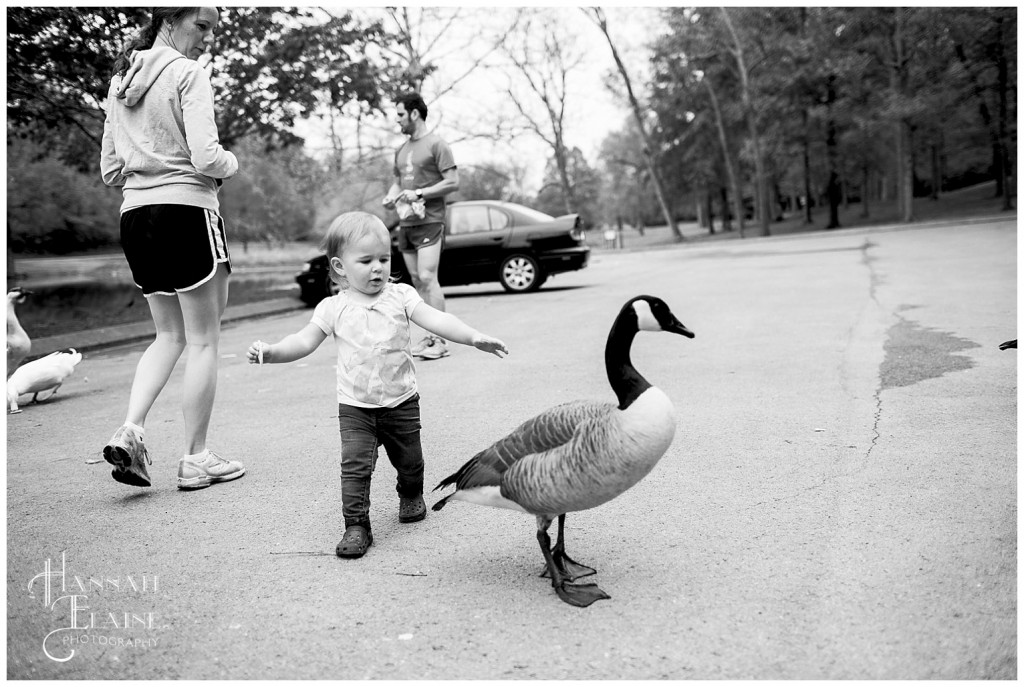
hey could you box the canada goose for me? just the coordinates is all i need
[7,287,32,377]
[999,339,1016,350]
[7,348,83,413]
[432,295,694,607]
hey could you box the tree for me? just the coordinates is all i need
[207,8,388,148]
[719,8,773,236]
[534,148,602,226]
[456,163,531,203]
[371,7,524,151]
[7,8,149,150]
[650,8,748,235]
[948,7,1016,209]
[585,7,684,241]
[503,9,585,215]
[598,120,659,232]
[6,8,389,153]
[218,137,324,248]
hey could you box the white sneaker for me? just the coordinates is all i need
[411,336,434,357]
[177,450,245,490]
[416,337,450,360]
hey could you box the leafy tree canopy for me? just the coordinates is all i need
[6,7,393,155]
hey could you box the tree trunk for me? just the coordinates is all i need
[952,40,1005,200]
[861,164,871,218]
[995,15,1013,210]
[892,9,914,223]
[705,188,715,235]
[719,186,732,232]
[587,9,683,241]
[930,142,941,200]
[825,76,841,229]
[721,7,770,236]
[553,135,576,215]
[803,110,814,224]
[704,78,745,237]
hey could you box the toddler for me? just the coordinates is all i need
[247,212,508,558]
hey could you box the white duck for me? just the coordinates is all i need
[432,295,694,607]
[7,287,32,377]
[7,348,83,413]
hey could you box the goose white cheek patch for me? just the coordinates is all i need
[633,300,661,332]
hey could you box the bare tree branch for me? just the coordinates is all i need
[583,6,683,240]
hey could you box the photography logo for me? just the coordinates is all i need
[27,551,161,663]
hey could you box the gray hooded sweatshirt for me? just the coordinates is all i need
[100,46,237,213]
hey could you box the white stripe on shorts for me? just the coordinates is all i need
[205,209,229,262]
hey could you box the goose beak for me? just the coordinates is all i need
[665,318,695,338]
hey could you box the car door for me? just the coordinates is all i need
[442,203,511,282]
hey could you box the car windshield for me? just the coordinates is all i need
[509,205,556,224]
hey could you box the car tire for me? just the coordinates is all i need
[499,253,544,292]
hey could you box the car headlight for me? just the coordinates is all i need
[570,228,586,242]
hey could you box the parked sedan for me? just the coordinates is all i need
[296,200,590,305]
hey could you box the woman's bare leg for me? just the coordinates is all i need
[125,294,187,427]
[177,263,229,455]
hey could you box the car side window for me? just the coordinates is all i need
[488,208,510,230]
[450,205,490,235]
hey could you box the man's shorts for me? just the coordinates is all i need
[398,222,445,253]
[120,204,232,297]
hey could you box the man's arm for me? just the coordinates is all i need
[399,167,459,203]
[383,175,403,208]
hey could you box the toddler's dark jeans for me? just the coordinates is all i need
[337,395,424,530]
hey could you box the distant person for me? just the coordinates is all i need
[99,8,244,490]
[382,92,459,361]
[246,212,508,558]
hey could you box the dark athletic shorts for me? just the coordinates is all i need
[398,222,445,253]
[120,204,232,297]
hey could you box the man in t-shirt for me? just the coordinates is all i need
[383,92,459,360]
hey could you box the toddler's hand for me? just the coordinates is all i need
[473,334,509,359]
[246,340,268,365]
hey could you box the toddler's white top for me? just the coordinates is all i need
[311,283,423,408]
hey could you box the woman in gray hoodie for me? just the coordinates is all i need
[100,7,244,491]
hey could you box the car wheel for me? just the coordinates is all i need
[499,254,544,292]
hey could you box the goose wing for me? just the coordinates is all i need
[434,400,607,494]
[500,407,629,514]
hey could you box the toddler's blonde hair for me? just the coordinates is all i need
[318,212,392,288]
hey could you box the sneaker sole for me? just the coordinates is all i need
[415,350,450,360]
[103,445,152,488]
[177,468,246,491]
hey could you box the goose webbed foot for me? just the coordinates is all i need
[536,514,609,607]
[554,579,611,608]
[540,548,597,581]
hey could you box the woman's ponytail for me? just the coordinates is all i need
[110,8,201,77]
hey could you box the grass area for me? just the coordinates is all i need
[586,181,1015,252]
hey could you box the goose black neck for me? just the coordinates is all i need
[605,309,651,410]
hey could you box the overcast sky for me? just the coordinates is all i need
[294,6,664,195]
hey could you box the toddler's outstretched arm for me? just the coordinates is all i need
[247,323,327,365]
[410,303,509,359]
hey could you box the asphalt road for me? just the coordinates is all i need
[6,217,1016,679]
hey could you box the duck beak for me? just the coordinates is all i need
[665,318,695,338]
